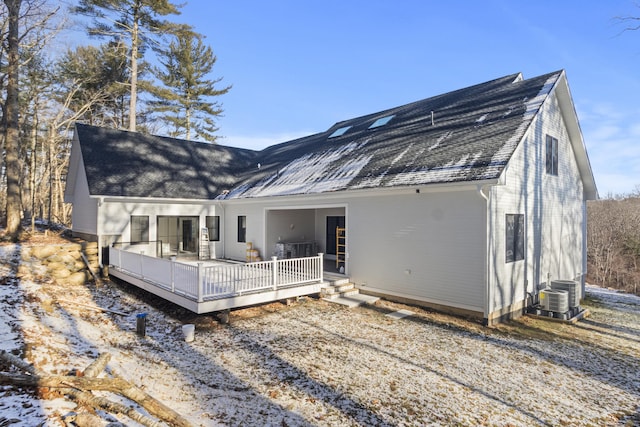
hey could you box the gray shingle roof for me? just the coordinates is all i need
[75,124,257,199]
[222,70,562,199]
[75,70,564,200]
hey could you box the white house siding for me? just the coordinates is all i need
[223,202,265,261]
[223,199,346,262]
[266,209,316,257]
[223,188,487,313]
[348,188,487,313]
[489,91,586,319]
[69,160,98,239]
[98,200,223,257]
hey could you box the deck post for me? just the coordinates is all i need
[140,251,144,279]
[197,262,204,303]
[318,253,324,282]
[272,256,278,290]
[170,258,175,292]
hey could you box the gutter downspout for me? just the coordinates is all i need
[216,200,226,259]
[477,184,491,325]
[97,197,104,268]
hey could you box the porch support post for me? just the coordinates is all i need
[197,262,204,303]
[318,253,324,282]
[272,256,278,290]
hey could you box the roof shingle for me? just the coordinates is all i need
[75,124,256,199]
[75,70,563,200]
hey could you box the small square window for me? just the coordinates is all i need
[131,216,149,244]
[545,135,558,176]
[237,216,246,243]
[505,214,524,263]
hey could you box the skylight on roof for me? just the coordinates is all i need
[368,115,395,129]
[328,125,351,138]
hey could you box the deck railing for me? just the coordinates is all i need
[109,246,324,302]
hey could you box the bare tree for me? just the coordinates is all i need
[616,6,640,32]
[2,0,22,240]
[587,191,640,295]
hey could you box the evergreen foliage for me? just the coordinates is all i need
[74,0,193,131]
[151,33,231,142]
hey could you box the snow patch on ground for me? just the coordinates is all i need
[1,244,639,426]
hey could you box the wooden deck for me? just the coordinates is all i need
[108,247,326,314]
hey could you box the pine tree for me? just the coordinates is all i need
[74,0,192,132]
[151,33,231,142]
[57,42,130,128]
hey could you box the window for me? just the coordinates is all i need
[237,215,246,243]
[328,125,351,138]
[505,214,524,263]
[131,216,149,243]
[368,115,395,129]
[206,216,220,241]
[545,135,558,175]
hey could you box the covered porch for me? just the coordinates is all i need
[108,246,326,314]
[265,206,347,274]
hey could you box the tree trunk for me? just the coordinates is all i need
[0,351,171,427]
[129,6,139,132]
[47,126,53,224]
[186,106,191,140]
[29,114,38,231]
[0,372,192,426]
[3,0,23,240]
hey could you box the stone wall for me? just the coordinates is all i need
[19,241,100,286]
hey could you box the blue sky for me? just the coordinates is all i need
[178,1,639,196]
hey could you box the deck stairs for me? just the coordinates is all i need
[320,277,379,308]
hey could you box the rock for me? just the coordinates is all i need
[59,254,77,265]
[72,260,86,272]
[17,264,32,277]
[84,246,99,255]
[67,250,83,260]
[51,268,71,279]
[30,245,57,260]
[46,261,66,272]
[67,243,83,252]
[20,247,32,260]
[45,254,63,264]
[67,271,88,286]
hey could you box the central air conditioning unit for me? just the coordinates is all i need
[539,289,569,313]
[550,280,581,308]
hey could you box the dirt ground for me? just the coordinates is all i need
[1,230,639,426]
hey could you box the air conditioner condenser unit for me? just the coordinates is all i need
[539,289,569,313]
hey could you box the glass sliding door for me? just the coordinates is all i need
[157,216,199,258]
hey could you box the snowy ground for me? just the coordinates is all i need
[1,243,639,426]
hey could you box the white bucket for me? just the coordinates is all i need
[181,324,195,342]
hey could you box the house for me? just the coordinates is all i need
[64,70,597,324]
